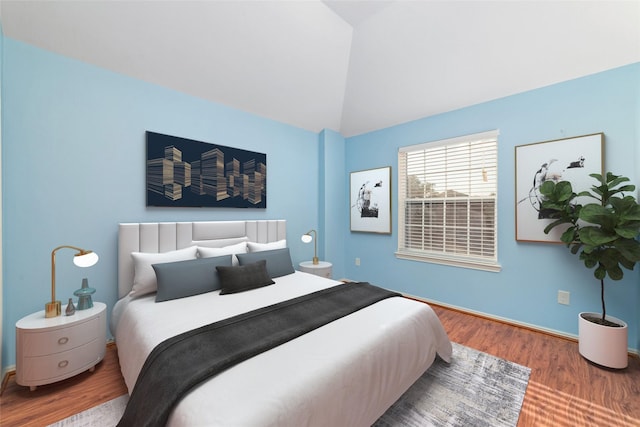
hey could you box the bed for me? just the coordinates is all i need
[111,220,452,426]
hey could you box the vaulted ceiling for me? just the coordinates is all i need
[2,1,639,136]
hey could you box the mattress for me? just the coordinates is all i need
[112,271,452,426]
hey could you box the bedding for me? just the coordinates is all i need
[236,247,296,277]
[113,220,452,427]
[217,260,276,294]
[152,255,232,301]
[247,238,287,252]
[197,241,248,265]
[112,272,452,427]
[130,246,198,297]
[118,282,401,427]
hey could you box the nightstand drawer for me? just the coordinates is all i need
[19,338,105,383]
[19,317,100,357]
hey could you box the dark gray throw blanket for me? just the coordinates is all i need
[117,282,401,427]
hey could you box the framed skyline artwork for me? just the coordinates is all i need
[350,166,392,234]
[515,133,604,243]
[146,131,267,208]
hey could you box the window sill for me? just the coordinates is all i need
[395,250,501,273]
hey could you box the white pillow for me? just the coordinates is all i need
[130,246,197,297]
[247,239,287,252]
[197,241,247,266]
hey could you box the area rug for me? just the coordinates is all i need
[47,342,530,427]
[373,342,530,427]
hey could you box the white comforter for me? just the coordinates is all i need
[112,271,452,427]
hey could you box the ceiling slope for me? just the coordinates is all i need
[1,1,639,137]
[1,1,353,133]
[340,0,640,136]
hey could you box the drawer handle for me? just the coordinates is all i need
[58,337,69,345]
[58,360,69,368]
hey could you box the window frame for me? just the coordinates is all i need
[395,130,501,272]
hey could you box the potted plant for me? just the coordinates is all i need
[539,172,640,369]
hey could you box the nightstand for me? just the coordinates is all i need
[299,261,333,279]
[16,302,107,391]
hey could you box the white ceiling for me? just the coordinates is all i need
[1,1,639,137]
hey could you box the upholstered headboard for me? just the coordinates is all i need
[118,220,286,298]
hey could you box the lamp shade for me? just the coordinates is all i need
[73,251,99,267]
[301,234,313,244]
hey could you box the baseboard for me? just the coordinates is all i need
[1,367,15,396]
[405,292,640,357]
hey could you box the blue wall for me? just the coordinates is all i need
[345,63,640,351]
[319,129,347,276]
[1,35,638,372]
[1,39,331,368]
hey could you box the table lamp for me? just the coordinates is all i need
[46,245,99,318]
[301,229,319,265]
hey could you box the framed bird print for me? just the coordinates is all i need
[515,133,604,243]
[350,166,392,234]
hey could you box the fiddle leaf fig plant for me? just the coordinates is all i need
[539,172,640,326]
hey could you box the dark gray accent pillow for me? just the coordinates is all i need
[236,248,295,278]
[152,255,233,302]
[217,260,275,295]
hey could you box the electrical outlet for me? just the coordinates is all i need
[355,257,360,266]
[557,290,570,305]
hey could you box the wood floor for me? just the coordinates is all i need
[431,306,640,427]
[1,304,638,427]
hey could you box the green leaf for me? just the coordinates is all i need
[619,256,635,270]
[614,238,640,262]
[615,224,640,239]
[606,264,624,281]
[543,219,570,234]
[555,181,574,202]
[577,190,599,202]
[579,204,611,225]
[589,173,604,183]
[560,227,576,244]
[538,181,556,197]
[616,184,636,193]
[579,227,617,246]
[583,256,597,268]
[614,197,640,221]
[607,176,629,189]
[599,248,621,268]
[592,184,608,198]
[594,265,606,280]
[605,172,621,183]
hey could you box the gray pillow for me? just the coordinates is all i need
[216,260,275,295]
[236,248,295,278]
[152,255,233,302]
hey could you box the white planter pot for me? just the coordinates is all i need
[578,312,628,369]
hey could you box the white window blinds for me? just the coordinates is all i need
[396,130,500,272]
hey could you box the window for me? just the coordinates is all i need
[396,130,500,272]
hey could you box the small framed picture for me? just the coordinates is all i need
[350,166,391,234]
[515,133,604,243]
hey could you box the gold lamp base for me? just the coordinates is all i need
[45,301,62,318]
[312,256,319,265]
